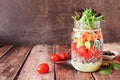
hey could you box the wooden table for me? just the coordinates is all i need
[0,43,120,80]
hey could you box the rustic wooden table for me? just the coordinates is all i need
[0,43,120,80]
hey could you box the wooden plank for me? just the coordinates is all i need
[55,44,71,59]
[0,45,13,59]
[92,43,120,80]
[55,45,93,80]
[93,70,120,80]
[55,64,93,80]
[0,46,32,80]
[17,44,54,80]
[103,43,120,53]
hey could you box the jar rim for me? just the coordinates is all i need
[73,28,101,32]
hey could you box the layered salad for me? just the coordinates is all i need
[71,8,104,72]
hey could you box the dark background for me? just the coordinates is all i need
[0,0,120,45]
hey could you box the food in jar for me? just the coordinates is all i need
[71,8,104,72]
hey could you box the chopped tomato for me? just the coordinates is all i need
[71,42,77,51]
[76,46,88,56]
[88,47,99,56]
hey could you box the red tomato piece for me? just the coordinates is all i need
[83,53,90,60]
[59,52,67,60]
[50,54,61,62]
[72,42,77,51]
[37,63,49,74]
[88,46,100,58]
[76,46,88,56]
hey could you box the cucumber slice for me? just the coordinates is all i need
[85,41,91,49]
[76,42,84,48]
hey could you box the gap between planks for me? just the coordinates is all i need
[0,45,13,59]
[0,46,33,80]
[17,44,55,80]
[53,44,57,80]
[13,46,33,80]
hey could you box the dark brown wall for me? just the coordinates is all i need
[0,0,120,45]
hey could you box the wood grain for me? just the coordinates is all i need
[103,43,120,52]
[0,43,120,80]
[55,44,71,59]
[55,65,93,80]
[17,44,54,80]
[55,45,93,80]
[0,46,32,80]
[0,45,13,59]
[93,70,120,80]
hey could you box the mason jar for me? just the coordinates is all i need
[71,22,103,72]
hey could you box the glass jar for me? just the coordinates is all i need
[71,26,103,72]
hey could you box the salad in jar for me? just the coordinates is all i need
[71,8,104,72]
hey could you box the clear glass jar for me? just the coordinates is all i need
[71,26,103,72]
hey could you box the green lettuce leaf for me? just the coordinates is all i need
[113,63,120,70]
[99,66,112,75]
[80,8,103,29]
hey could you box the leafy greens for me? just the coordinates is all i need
[72,8,103,29]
